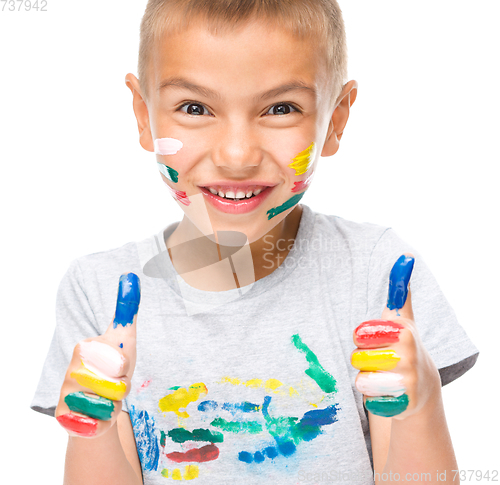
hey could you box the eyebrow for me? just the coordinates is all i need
[158,77,316,101]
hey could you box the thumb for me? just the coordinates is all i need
[104,273,141,343]
[381,254,415,321]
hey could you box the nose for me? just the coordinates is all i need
[211,118,263,172]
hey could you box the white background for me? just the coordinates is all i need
[1,0,499,482]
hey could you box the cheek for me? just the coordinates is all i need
[287,143,317,193]
[155,137,184,184]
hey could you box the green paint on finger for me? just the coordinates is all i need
[64,392,114,421]
[365,394,409,417]
[291,334,337,393]
[267,193,305,220]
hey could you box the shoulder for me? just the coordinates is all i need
[303,205,397,256]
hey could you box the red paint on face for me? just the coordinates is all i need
[166,444,219,463]
[291,173,314,193]
[56,412,98,437]
[354,320,405,347]
[167,185,191,206]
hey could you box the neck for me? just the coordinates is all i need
[165,205,303,291]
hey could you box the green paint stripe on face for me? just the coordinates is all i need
[267,192,305,220]
[365,394,409,417]
[168,427,224,443]
[210,417,262,434]
[64,391,114,421]
[291,334,338,393]
[157,163,179,183]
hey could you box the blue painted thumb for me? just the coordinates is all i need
[113,273,141,329]
[386,255,414,312]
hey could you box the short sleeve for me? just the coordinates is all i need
[366,229,479,386]
[30,259,102,417]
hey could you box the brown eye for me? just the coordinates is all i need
[180,103,210,116]
[266,103,298,116]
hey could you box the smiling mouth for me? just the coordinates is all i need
[200,186,269,201]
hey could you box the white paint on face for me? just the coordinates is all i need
[154,137,183,155]
[356,371,406,397]
[79,341,125,381]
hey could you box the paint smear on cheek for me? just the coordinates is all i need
[157,162,179,183]
[356,371,406,397]
[166,183,191,206]
[267,192,305,220]
[56,412,98,437]
[79,341,125,379]
[291,171,314,193]
[154,137,183,155]
[288,143,315,176]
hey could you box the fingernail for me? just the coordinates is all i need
[113,273,141,328]
[387,255,414,310]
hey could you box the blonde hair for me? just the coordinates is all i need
[138,0,348,107]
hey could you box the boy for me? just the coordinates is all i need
[31,1,478,484]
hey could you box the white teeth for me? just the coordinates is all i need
[246,190,253,198]
[209,188,218,195]
[218,190,225,198]
[207,187,264,199]
[253,188,262,195]
[225,191,235,198]
[235,191,246,199]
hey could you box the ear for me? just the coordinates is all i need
[124,73,155,153]
[321,80,358,157]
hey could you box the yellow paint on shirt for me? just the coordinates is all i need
[220,376,241,386]
[288,143,315,176]
[184,465,199,480]
[265,379,283,390]
[158,383,208,418]
[351,350,400,372]
[172,468,182,480]
[289,386,299,397]
[70,365,127,401]
[161,469,169,477]
[245,378,262,388]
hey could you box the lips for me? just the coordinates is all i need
[199,185,274,215]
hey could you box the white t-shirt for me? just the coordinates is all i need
[31,204,478,484]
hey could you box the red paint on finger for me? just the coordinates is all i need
[355,320,405,347]
[56,412,98,437]
[166,444,219,463]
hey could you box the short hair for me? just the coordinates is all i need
[138,0,348,108]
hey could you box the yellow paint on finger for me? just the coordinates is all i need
[351,350,400,372]
[288,143,315,175]
[70,366,127,401]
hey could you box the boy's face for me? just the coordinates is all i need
[128,19,351,243]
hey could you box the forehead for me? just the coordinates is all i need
[149,19,329,102]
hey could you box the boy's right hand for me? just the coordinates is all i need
[55,273,141,438]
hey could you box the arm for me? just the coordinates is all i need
[64,411,142,485]
[370,394,459,484]
[353,255,460,483]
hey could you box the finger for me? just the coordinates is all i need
[351,349,400,371]
[353,319,405,349]
[364,394,409,417]
[105,273,141,341]
[382,253,415,321]
[355,371,406,397]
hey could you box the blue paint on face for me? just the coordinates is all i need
[129,405,159,472]
[113,273,141,328]
[119,343,123,348]
[387,255,414,310]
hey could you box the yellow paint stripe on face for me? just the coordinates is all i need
[351,349,400,371]
[288,143,315,176]
[70,366,127,401]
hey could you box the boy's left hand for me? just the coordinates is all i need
[351,254,441,419]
